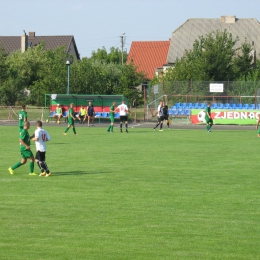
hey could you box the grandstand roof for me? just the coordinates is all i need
[167,16,260,64]
[127,41,170,80]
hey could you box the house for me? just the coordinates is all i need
[0,31,80,60]
[167,15,260,65]
[127,40,170,80]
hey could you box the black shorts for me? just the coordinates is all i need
[164,115,168,120]
[120,115,128,122]
[35,151,46,161]
[88,113,94,117]
[158,116,164,122]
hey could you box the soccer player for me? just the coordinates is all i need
[107,101,116,133]
[32,120,52,177]
[153,101,164,131]
[63,103,78,135]
[162,102,170,129]
[77,105,87,124]
[8,121,36,175]
[256,117,260,137]
[115,100,131,133]
[205,102,213,132]
[54,104,63,123]
[18,104,27,132]
[86,101,95,127]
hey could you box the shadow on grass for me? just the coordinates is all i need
[52,170,110,176]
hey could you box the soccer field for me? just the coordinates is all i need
[0,124,259,260]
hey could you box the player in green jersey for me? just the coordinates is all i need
[18,104,27,132]
[107,101,116,133]
[8,121,36,175]
[205,102,213,132]
[256,117,260,137]
[63,103,78,135]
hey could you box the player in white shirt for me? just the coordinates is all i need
[32,120,52,177]
[115,100,131,133]
[153,101,164,131]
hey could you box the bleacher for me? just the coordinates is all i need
[168,102,259,117]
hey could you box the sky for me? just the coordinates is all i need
[1,0,260,58]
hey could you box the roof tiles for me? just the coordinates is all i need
[127,41,170,80]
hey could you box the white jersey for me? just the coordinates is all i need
[117,104,129,116]
[157,105,162,116]
[34,128,51,152]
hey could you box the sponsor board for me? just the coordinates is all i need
[191,109,260,125]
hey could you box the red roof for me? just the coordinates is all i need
[127,40,170,80]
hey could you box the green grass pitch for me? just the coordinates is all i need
[0,124,260,260]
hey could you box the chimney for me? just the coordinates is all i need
[29,32,35,37]
[21,32,28,53]
[220,16,236,24]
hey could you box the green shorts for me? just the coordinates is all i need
[205,117,213,124]
[20,149,34,159]
[110,116,115,123]
[68,118,74,125]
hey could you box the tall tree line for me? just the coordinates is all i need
[0,43,144,106]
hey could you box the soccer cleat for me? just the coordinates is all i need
[8,167,14,175]
[29,172,37,176]
[159,129,163,132]
[39,172,46,177]
[63,133,67,136]
[46,172,52,177]
[107,130,110,132]
[208,130,211,132]
[74,133,78,135]
[153,128,156,131]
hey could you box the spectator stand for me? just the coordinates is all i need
[44,94,128,123]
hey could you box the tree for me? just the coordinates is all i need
[89,46,127,64]
[167,30,239,81]
[0,45,8,87]
[233,41,254,81]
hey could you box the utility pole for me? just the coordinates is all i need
[120,33,125,65]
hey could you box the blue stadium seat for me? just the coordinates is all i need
[168,110,174,116]
[175,102,181,108]
[237,104,242,109]
[95,112,101,117]
[249,104,255,109]
[224,103,230,109]
[49,111,55,117]
[243,104,249,109]
[102,112,108,117]
[62,111,68,117]
[171,106,176,110]
[172,110,178,116]
[199,103,206,109]
[231,104,237,109]
[211,103,217,109]
[114,113,120,118]
[217,103,224,109]
[193,103,199,109]
[187,102,193,108]
[185,109,191,116]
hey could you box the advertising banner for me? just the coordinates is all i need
[191,109,260,125]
